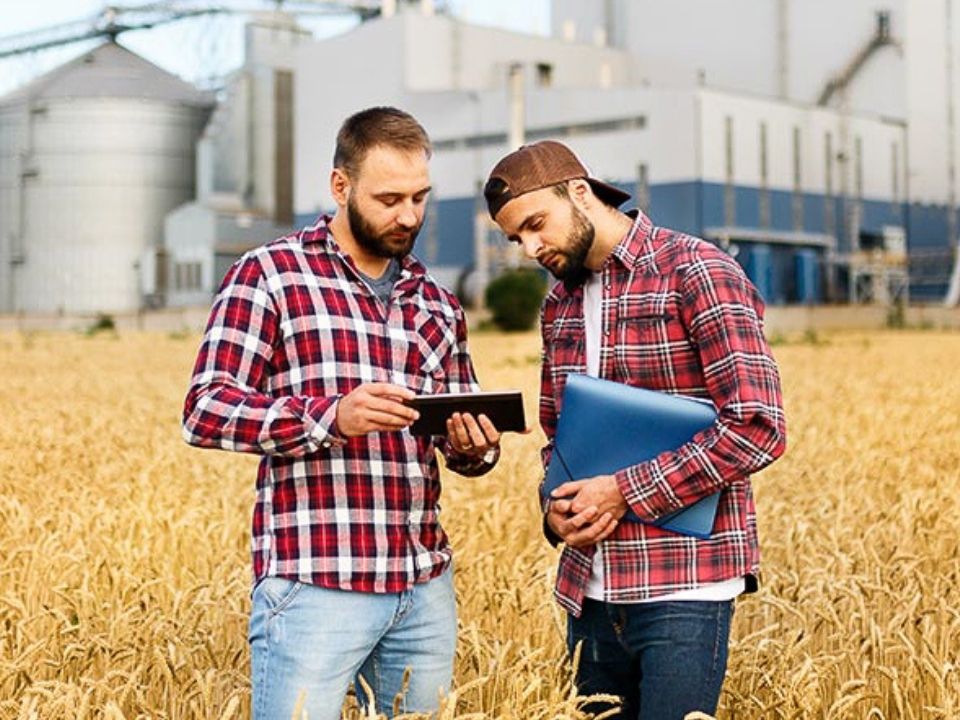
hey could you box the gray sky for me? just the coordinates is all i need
[0,0,551,94]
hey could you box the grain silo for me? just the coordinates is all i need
[0,42,212,315]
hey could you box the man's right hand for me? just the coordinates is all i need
[335,383,419,437]
[545,496,619,549]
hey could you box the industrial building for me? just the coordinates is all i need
[1,0,959,313]
[0,43,211,314]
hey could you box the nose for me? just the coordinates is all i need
[520,235,542,260]
[396,201,419,229]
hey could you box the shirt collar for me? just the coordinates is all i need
[560,208,654,292]
[607,209,655,270]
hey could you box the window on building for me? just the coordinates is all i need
[724,116,735,227]
[759,121,770,228]
[891,140,900,209]
[825,131,834,197]
[793,126,803,230]
[825,131,835,238]
[793,127,802,190]
[174,262,203,291]
[636,163,650,214]
[855,136,864,201]
[191,263,202,290]
[536,63,554,88]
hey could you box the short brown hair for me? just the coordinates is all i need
[334,107,432,177]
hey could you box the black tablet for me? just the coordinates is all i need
[407,390,525,436]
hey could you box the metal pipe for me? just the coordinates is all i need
[944,0,960,305]
[473,180,489,310]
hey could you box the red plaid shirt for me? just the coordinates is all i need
[540,210,786,616]
[183,215,496,594]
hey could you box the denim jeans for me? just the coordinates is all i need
[567,598,735,720]
[248,568,457,720]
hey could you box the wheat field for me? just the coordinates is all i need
[0,327,958,719]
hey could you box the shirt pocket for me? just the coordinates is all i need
[410,309,457,393]
[613,311,687,385]
[549,324,584,370]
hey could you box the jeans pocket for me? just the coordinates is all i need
[255,576,304,617]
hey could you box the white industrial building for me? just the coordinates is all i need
[288,2,915,303]
[2,0,960,312]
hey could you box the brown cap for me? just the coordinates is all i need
[484,140,631,220]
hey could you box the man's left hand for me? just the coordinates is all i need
[446,412,500,458]
[552,474,629,521]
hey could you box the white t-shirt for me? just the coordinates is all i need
[580,270,744,603]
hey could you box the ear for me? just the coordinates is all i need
[330,168,351,207]
[568,178,592,212]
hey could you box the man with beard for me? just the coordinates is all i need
[183,107,502,719]
[484,141,786,719]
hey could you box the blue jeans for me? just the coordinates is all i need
[568,598,734,720]
[249,569,457,720]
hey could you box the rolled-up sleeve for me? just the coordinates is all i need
[615,254,787,520]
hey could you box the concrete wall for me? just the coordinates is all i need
[403,12,632,92]
[699,90,907,200]
[552,0,907,114]
[293,17,407,214]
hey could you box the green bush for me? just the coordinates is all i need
[484,269,548,331]
[85,313,117,336]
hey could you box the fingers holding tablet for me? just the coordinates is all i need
[446,411,500,456]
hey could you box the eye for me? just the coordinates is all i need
[381,196,399,207]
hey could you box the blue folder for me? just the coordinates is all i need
[543,374,721,539]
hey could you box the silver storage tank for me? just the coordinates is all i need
[0,42,211,314]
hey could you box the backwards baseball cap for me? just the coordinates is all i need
[484,140,631,220]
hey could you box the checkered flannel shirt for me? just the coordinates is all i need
[540,210,786,616]
[183,215,497,593]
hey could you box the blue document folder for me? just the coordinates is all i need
[544,374,721,538]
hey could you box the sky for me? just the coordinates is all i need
[0,0,552,95]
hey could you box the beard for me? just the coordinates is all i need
[542,202,595,282]
[347,195,421,260]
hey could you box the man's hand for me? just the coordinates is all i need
[545,498,619,549]
[554,474,629,521]
[545,474,629,549]
[335,383,418,437]
[446,412,500,458]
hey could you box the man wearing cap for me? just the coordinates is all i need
[484,141,786,719]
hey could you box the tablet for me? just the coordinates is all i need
[407,390,525,436]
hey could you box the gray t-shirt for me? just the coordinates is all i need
[357,258,401,305]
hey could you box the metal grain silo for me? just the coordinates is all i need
[0,42,211,314]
